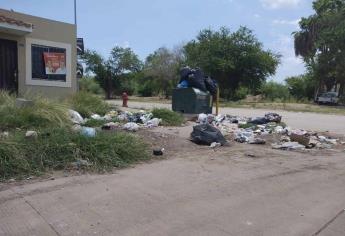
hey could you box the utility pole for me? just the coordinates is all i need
[74,0,77,33]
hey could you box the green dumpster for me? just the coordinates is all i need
[172,88,213,114]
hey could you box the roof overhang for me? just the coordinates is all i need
[0,21,32,35]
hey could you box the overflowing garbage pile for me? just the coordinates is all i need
[69,109,162,137]
[177,67,218,95]
[194,112,343,151]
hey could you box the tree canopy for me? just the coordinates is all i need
[82,46,141,98]
[294,0,345,95]
[144,47,183,97]
[184,26,280,99]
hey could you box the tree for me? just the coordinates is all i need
[184,26,280,100]
[82,46,142,99]
[260,81,290,102]
[294,0,345,96]
[144,47,184,98]
[285,74,316,100]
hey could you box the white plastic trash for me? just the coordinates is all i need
[123,122,139,132]
[91,114,102,120]
[68,109,84,124]
[198,113,208,124]
[146,118,161,128]
[80,127,96,137]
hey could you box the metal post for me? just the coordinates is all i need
[216,87,220,115]
[74,0,77,29]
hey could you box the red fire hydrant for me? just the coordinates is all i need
[122,92,128,107]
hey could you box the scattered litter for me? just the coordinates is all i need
[91,114,102,120]
[102,122,119,130]
[68,109,84,124]
[153,148,165,156]
[106,110,118,118]
[272,142,305,150]
[72,124,82,132]
[210,142,222,148]
[280,136,291,142]
[80,127,96,137]
[72,159,92,169]
[25,131,38,139]
[0,131,9,139]
[265,112,282,123]
[246,153,257,158]
[290,130,310,146]
[123,122,139,132]
[249,138,266,145]
[234,130,254,143]
[198,113,208,124]
[192,111,342,151]
[146,118,161,128]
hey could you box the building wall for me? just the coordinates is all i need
[0,8,77,99]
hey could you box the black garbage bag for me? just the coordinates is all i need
[187,69,207,92]
[204,76,217,95]
[180,66,192,82]
[249,117,268,125]
[190,124,228,146]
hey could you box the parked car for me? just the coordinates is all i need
[316,92,339,105]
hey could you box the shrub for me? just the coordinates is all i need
[79,77,103,94]
[233,86,249,101]
[69,92,110,118]
[0,91,70,130]
[260,81,290,102]
[152,108,184,126]
[0,128,149,180]
[285,74,315,101]
[137,81,155,97]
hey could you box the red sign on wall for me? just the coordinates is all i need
[43,52,66,75]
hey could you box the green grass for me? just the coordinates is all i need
[0,127,150,180]
[0,91,70,130]
[151,108,184,126]
[222,101,345,115]
[69,92,110,118]
[83,118,120,127]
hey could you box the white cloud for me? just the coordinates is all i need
[260,0,301,9]
[272,19,300,26]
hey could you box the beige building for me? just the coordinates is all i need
[0,8,77,98]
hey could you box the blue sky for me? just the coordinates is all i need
[1,0,314,82]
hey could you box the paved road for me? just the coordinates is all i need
[109,100,345,135]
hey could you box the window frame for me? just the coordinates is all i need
[25,38,72,88]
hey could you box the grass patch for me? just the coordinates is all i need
[0,91,70,130]
[0,128,149,180]
[151,108,184,126]
[238,123,255,129]
[83,118,120,127]
[69,92,110,118]
[222,101,345,115]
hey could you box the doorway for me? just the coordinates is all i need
[0,38,18,93]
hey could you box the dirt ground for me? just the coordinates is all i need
[1,108,345,235]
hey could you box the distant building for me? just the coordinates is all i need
[0,8,77,98]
